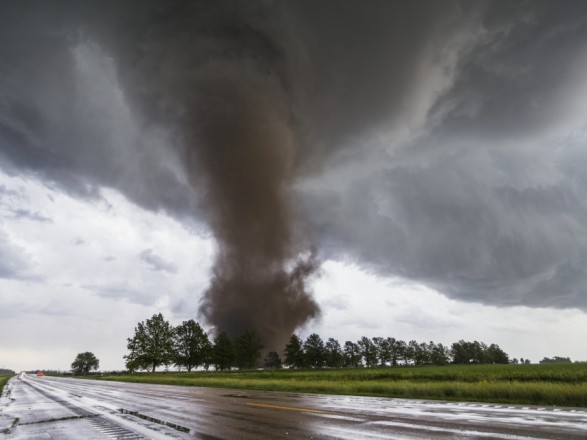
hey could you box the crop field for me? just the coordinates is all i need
[97,363,587,407]
[0,375,11,397]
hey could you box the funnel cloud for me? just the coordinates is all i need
[103,1,322,348]
[183,45,320,348]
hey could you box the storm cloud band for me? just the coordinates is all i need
[1,0,587,343]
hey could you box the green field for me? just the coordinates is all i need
[97,363,587,407]
[0,375,11,397]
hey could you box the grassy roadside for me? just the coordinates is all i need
[96,363,587,407]
[0,375,12,397]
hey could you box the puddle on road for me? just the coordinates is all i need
[222,393,250,399]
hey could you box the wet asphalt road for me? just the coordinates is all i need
[1,375,586,439]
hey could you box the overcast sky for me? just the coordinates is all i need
[1,0,587,371]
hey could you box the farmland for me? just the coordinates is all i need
[0,375,11,396]
[97,363,587,407]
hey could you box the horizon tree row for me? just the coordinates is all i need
[124,314,510,372]
[284,334,510,369]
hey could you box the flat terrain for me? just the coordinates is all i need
[99,363,587,407]
[1,374,586,439]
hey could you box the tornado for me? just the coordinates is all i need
[94,0,322,350]
[185,72,320,350]
[156,5,322,351]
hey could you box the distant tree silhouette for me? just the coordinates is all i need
[71,352,99,375]
[304,333,326,368]
[391,339,407,366]
[281,335,511,369]
[343,341,361,367]
[325,338,344,368]
[234,329,264,370]
[173,320,211,372]
[540,356,572,364]
[357,337,378,367]
[372,337,391,366]
[429,342,451,365]
[125,313,174,372]
[486,344,509,364]
[264,351,283,369]
[284,334,305,368]
[213,331,235,371]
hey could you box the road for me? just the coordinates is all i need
[1,374,586,439]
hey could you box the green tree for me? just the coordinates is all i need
[540,356,571,364]
[304,333,326,368]
[124,357,142,373]
[403,340,415,365]
[343,341,361,367]
[264,351,283,369]
[476,341,489,363]
[124,313,174,372]
[415,341,431,365]
[373,337,391,366]
[486,343,509,364]
[172,320,211,372]
[387,338,405,366]
[202,342,213,371]
[284,334,306,368]
[429,342,451,365]
[234,329,264,370]
[71,352,99,375]
[451,340,500,364]
[213,331,235,371]
[325,338,344,368]
[451,340,468,364]
[406,340,430,365]
[451,340,481,364]
[358,337,378,367]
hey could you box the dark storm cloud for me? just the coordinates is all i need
[0,1,195,217]
[1,0,587,331]
[299,0,587,311]
[139,249,178,274]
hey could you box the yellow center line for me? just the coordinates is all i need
[246,402,328,414]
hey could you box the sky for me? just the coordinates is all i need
[1,0,587,371]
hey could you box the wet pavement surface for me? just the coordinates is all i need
[1,374,586,439]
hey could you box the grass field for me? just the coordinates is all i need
[97,363,587,407]
[0,375,11,397]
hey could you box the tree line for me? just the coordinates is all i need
[124,313,264,372]
[282,334,509,369]
[121,314,510,372]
